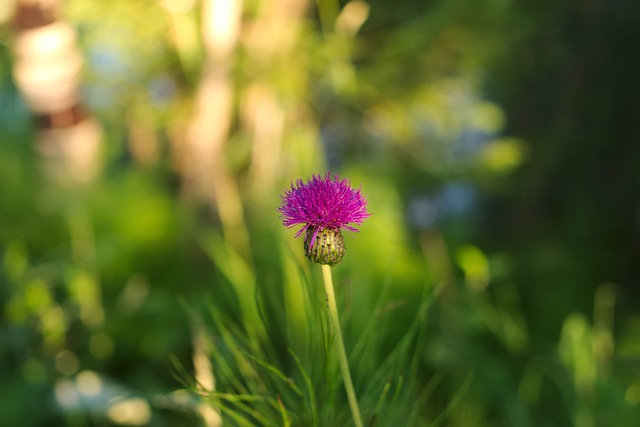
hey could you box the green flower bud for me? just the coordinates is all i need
[304,227,345,266]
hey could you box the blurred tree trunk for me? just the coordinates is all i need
[242,0,310,197]
[12,0,101,184]
[181,0,251,254]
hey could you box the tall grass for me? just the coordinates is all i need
[172,222,484,426]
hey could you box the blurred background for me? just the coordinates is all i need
[1,0,639,425]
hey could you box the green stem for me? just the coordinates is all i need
[321,264,364,427]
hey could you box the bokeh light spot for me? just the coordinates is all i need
[480,137,527,174]
[76,370,102,396]
[107,397,152,425]
[456,244,490,291]
[626,382,640,406]
[471,101,505,133]
[55,379,79,409]
[55,350,79,375]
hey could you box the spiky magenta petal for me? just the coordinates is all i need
[278,172,370,252]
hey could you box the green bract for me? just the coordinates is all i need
[303,227,345,266]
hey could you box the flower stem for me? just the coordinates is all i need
[321,264,364,427]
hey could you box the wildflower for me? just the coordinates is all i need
[278,172,369,265]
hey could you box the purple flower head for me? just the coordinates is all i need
[279,172,370,264]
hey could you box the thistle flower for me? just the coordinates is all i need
[278,172,370,265]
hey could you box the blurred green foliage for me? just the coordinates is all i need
[1,0,640,426]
